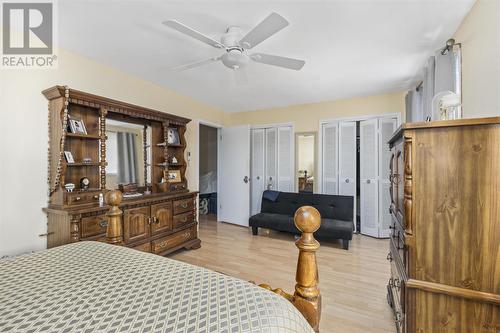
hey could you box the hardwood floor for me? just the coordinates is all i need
[171,215,395,333]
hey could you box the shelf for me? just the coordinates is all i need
[66,133,101,140]
[65,162,100,167]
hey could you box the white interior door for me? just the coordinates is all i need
[338,121,357,229]
[251,129,265,216]
[321,123,338,195]
[265,128,278,191]
[219,125,251,226]
[360,119,379,237]
[277,126,294,192]
[378,117,398,237]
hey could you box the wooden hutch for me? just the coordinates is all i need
[43,85,200,255]
[386,117,500,332]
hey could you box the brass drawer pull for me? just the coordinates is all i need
[158,241,169,249]
[183,232,191,238]
[181,203,188,209]
[99,220,108,228]
[387,252,393,262]
[75,197,81,201]
[394,278,401,289]
[181,216,188,223]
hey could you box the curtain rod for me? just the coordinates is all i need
[441,38,462,55]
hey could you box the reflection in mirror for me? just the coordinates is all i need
[296,132,316,193]
[106,119,151,192]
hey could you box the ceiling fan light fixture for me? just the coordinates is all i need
[221,49,249,69]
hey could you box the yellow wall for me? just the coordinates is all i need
[228,92,405,132]
[0,48,227,255]
[454,0,500,117]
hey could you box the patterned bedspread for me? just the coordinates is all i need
[0,242,314,333]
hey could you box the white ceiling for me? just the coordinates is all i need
[59,0,475,112]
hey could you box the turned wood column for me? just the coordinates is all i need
[293,206,321,332]
[105,190,123,245]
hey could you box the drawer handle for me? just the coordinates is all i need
[388,277,394,288]
[158,241,168,249]
[99,220,108,228]
[93,195,99,200]
[181,203,188,209]
[181,216,188,223]
[183,231,191,238]
[386,252,393,262]
[75,197,81,201]
[394,278,401,289]
[150,216,159,224]
[395,311,403,324]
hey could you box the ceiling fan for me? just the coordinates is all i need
[163,12,305,72]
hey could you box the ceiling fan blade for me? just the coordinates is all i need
[163,20,225,49]
[239,12,289,49]
[251,53,305,70]
[234,68,248,85]
[171,56,221,71]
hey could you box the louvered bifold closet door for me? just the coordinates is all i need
[378,118,398,237]
[321,123,339,194]
[265,128,278,191]
[251,129,265,215]
[277,127,294,192]
[338,121,357,228]
[360,119,379,237]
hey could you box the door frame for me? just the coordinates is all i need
[295,131,318,193]
[198,120,223,220]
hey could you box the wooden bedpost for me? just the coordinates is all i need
[256,206,321,332]
[292,206,321,332]
[105,190,123,245]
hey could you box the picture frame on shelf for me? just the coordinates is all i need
[64,151,75,163]
[166,170,181,183]
[69,118,87,134]
[167,127,180,145]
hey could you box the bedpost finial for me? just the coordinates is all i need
[105,190,122,207]
[294,206,321,234]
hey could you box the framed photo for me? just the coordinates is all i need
[167,127,180,145]
[69,118,87,134]
[166,170,181,183]
[64,151,75,163]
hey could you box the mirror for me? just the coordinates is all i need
[296,132,316,193]
[106,119,151,191]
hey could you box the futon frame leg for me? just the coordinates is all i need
[252,226,258,235]
[342,239,349,250]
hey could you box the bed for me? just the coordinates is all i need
[0,191,322,333]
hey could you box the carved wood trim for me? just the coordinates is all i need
[403,134,413,236]
[42,85,190,125]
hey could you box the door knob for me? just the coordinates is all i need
[367,179,371,184]
[256,176,260,180]
[345,178,350,183]
[243,176,249,183]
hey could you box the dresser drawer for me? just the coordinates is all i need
[173,198,193,215]
[131,242,151,253]
[152,226,196,254]
[80,215,107,238]
[66,192,101,206]
[173,211,194,229]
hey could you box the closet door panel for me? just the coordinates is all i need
[360,119,379,237]
[277,127,294,192]
[251,129,265,215]
[265,128,278,191]
[338,121,357,227]
[322,123,338,195]
[378,117,398,237]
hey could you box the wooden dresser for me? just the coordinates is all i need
[387,117,500,332]
[43,86,200,255]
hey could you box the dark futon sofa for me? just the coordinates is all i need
[249,191,354,250]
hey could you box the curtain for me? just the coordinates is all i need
[435,46,462,96]
[117,132,138,184]
[422,56,436,121]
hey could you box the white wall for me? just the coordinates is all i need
[0,48,227,256]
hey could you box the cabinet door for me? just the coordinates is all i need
[151,202,173,235]
[123,206,150,243]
